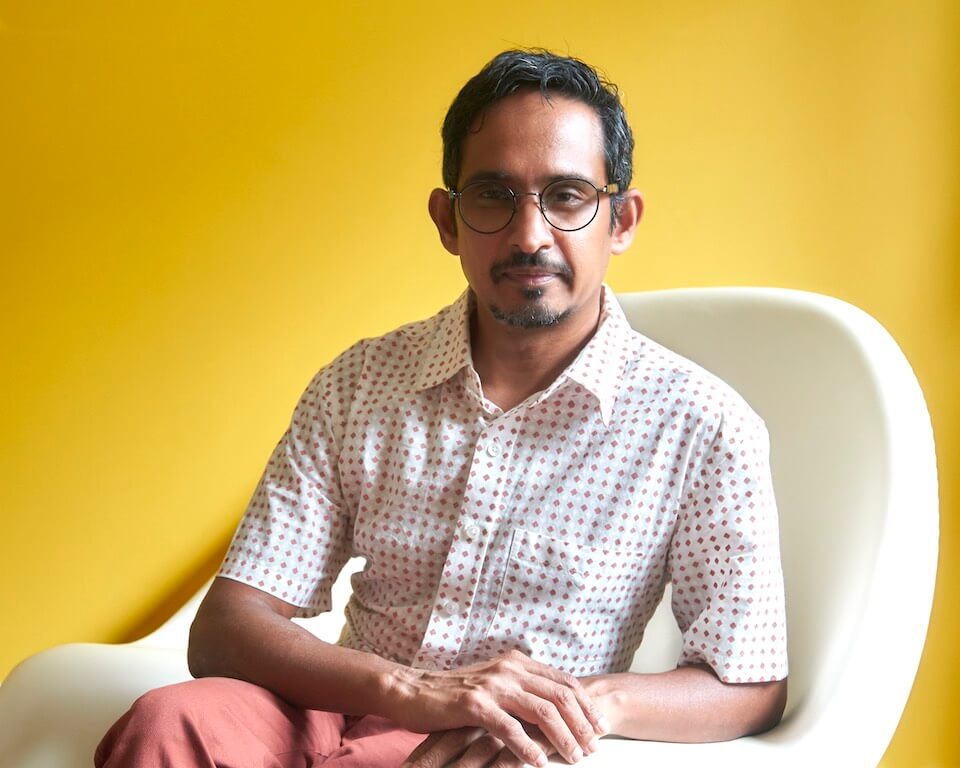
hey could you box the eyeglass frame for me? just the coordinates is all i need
[447,177,621,234]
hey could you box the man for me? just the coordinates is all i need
[96,49,787,768]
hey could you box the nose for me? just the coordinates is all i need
[508,192,555,254]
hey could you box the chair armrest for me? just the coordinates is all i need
[0,643,192,768]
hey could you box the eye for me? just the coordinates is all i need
[542,180,592,208]
[467,182,514,207]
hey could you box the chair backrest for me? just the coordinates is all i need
[616,287,938,762]
[137,286,937,765]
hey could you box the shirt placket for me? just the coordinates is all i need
[412,413,512,670]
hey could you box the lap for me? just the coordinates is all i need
[98,677,425,767]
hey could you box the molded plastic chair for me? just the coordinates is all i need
[0,288,938,768]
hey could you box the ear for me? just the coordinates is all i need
[609,188,644,255]
[428,188,460,256]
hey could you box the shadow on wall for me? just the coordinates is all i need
[115,535,231,644]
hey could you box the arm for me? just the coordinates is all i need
[404,666,786,767]
[582,665,786,743]
[188,577,607,767]
[200,355,600,764]
[404,667,784,767]
[188,577,399,717]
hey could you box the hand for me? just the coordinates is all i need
[385,650,609,766]
[402,725,557,768]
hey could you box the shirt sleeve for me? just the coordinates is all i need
[668,406,788,683]
[218,345,363,616]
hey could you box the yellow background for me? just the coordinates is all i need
[2,2,957,765]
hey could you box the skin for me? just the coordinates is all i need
[190,89,786,768]
[428,89,641,413]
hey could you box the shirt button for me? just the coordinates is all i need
[485,439,502,457]
[439,600,458,617]
[463,523,482,540]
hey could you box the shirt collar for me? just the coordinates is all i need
[414,291,474,392]
[558,286,641,426]
[414,286,642,425]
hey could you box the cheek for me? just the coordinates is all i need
[458,252,491,286]
[459,238,501,273]
[561,235,602,265]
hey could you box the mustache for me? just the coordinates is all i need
[490,250,573,283]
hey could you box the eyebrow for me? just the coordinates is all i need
[458,170,597,188]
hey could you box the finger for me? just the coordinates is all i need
[490,729,553,768]
[452,733,504,767]
[505,692,586,764]
[473,704,549,768]
[403,731,440,765]
[402,727,484,768]
[489,750,525,768]
[506,676,599,756]
[402,731,444,766]
[504,651,609,736]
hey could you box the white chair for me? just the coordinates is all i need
[0,288,938,768]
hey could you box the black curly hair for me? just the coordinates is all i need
[441,49,634,221]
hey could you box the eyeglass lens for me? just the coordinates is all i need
[457,179,602,233]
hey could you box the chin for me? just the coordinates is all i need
[488,300,571,328]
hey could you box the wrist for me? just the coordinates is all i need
[580,673,629,736]
[373,661,421,721]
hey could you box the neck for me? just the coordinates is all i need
[469,291,603,412]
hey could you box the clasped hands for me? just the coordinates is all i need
[388,650,609,767]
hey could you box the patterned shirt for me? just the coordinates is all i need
[220,288,788,683]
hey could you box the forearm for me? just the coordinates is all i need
[581,665,787,743]
[191,579,608,767]
[188,581,400,718]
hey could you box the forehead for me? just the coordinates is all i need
[458,89,606,185]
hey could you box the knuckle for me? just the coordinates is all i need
[440,728,470,750]
[410,753,442,768]
[533,700,558,722]
[462,690,486,716]
[489,710,515,735]
[554,687,575,709]
[473,734,503,758]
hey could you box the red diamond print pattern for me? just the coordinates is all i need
[220,288,788,684]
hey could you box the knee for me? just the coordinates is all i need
[118,679,238,739]
[132,679,220,721]
[96,678,237,766]
[130,676,261,724]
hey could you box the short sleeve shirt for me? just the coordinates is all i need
[219,288,788,683]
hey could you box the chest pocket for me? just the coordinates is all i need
[491,528,661,673]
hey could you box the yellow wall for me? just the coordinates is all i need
[2,2,957,764]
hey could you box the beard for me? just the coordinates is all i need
[489,288,571,328]
[487,251,573,328]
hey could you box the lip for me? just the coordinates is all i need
[499,269,558,287]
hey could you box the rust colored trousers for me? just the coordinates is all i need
[95,677,426,768]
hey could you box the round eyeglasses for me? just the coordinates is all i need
[448,178,620,234]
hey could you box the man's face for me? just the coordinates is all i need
[431,89,637,332]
